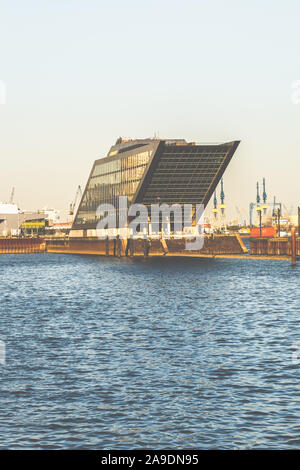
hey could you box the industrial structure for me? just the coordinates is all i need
[69,185,82,216]
[0,202,60,237]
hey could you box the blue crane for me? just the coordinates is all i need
[220,178,225,215]
[256,181,260,204]
[262,177,268,214]
[213,190,218,219]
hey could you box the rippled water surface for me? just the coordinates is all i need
[0,253,299,449]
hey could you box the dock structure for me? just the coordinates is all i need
[45,234,247,257]
[0,234,298,264]
[250,236,300,257]
[0,237,45,254]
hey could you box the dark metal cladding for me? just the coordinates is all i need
[134,140,240,206]
[72,138,240,230]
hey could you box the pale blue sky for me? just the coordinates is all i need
[0,0,299,220]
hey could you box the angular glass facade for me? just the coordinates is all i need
[73,138,240,230]
[139,142,236,205]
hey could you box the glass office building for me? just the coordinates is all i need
[73,137,240,230]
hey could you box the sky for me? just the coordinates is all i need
[0,0,300,222]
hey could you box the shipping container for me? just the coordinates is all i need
[250,226,275,238]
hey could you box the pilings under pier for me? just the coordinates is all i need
[250,236,300,257]
[0,237,45,254]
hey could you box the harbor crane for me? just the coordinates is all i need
[211,179,226,228]
[249,181,261,228]
[262,177,268,214]
[256,181,260,205]
[220,178,225,215]
[69,185,82,216]
[250,179,268,226]
[212,179,226,229]
[250,178,282,235]
[272,197,282,220]
[249,181,263,232]
[9,186,15,204]
[213,190,218,219]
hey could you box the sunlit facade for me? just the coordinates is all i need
[73,137,240,230]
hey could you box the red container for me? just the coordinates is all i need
[250,226,275,238]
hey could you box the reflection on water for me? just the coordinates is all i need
[0,253,299,449]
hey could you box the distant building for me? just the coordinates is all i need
[0,204,61,237]
[42,207,60,225]
[0,211,46,236]
[72,137,240,235]
[46,221,72,236]
[0,203,18,215]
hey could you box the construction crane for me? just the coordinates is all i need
[262,177,268,214]
[9,186,15,204]
[272,196,276,220]
[256,181,260,205]
[69,185,82,216]
[220,178,225,215]
[213,190,218,219]
[271,197,282,220]
[255,181,262,223]
[249,180,263,227]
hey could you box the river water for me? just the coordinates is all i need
[0,253,299,449]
